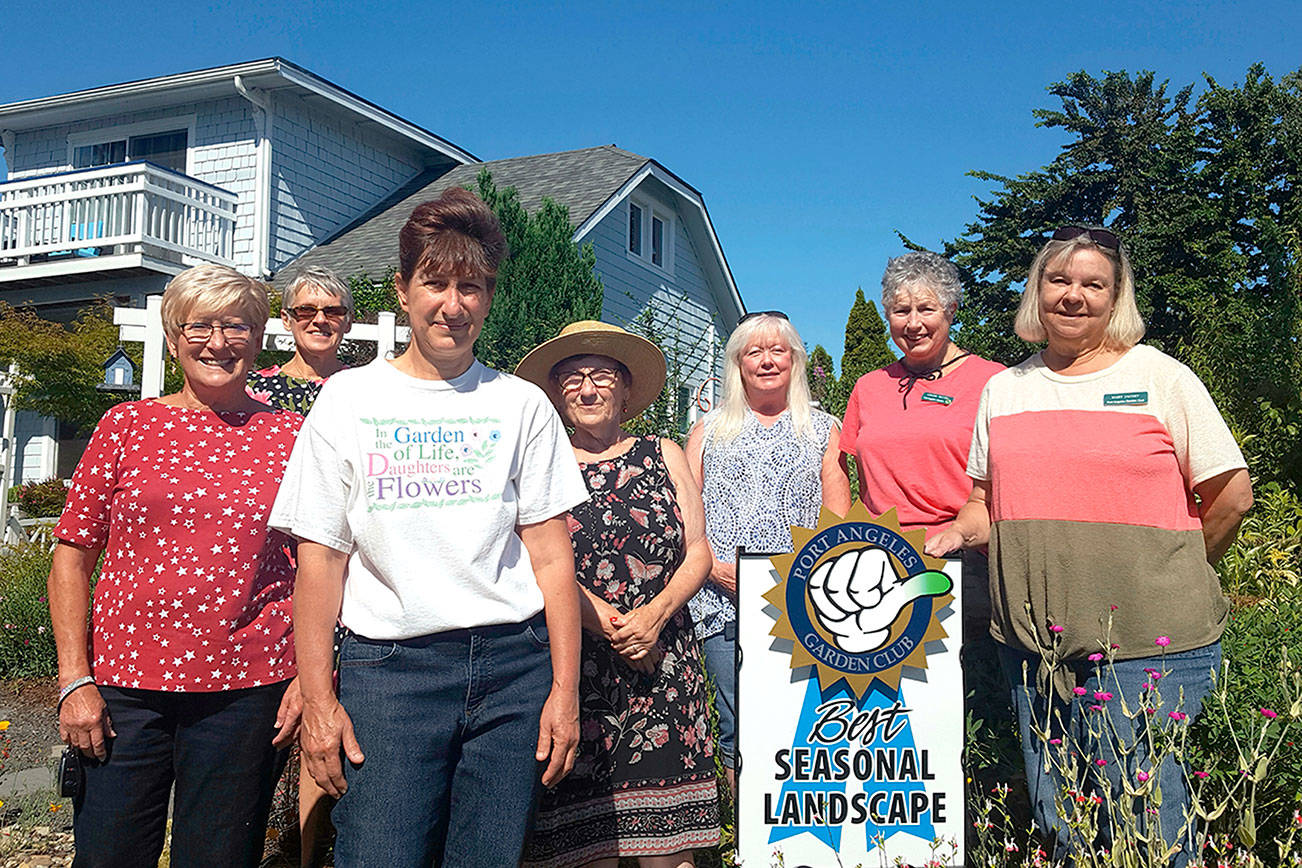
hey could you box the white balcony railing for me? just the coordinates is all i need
[0,162,237,270]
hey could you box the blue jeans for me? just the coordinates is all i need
[701,621,737,765]
[72,682,289,868]
[998,642,1220,867]
[332,615,552,868]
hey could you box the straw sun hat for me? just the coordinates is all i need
[515,321,667,422]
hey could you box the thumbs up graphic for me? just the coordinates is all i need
[806,547,952,654]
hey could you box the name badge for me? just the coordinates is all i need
[920,392,953,405]
[1103,391,1148,406]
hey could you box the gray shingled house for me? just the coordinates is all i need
[276,145,744,424]
[1,60,744,484]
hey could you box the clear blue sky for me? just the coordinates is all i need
[2,0,1299,365]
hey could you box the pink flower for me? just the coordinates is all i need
[1094,691,1113,701]
[1137,771,1150,782]
[1193,770,1210,779]
[1090,704,1104,712]
[1073,686,1088,696]
[1095,759,1108,767]
[1110,604,1118,611]
[1155,636,1171,647]
[1088,652,1104,662]
[1261,708,1279,719]
[1049,738,1062,745]
[1169,711,1188,722]
[1049,624,1064,634]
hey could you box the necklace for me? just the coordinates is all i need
[896,352,971,409]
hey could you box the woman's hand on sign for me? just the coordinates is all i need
[923,527,965,558]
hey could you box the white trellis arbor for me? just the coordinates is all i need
[114,298,410,398]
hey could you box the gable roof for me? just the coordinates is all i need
[0,58,476,167]
[275,145,646,281]
[275,145,744,324]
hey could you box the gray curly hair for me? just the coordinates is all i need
[881,251,963,313]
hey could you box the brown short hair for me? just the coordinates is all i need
[398,187,509,286]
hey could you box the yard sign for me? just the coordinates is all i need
[737,503,965,867]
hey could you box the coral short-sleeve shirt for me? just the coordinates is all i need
[54,400,303,692]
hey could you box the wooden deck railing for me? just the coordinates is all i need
[0,161,237,267]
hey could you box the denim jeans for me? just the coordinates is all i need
[72,682,289,868]
[700,620,737,765]
[998,642,1221,868]
[331,615,552,868]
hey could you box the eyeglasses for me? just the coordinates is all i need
[1051,225,1120,251]
[286,304,349,321]
[739,310,789,324]
[556,368,620,392]
[179,322,253,344]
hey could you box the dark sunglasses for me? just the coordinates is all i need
[739,310,789,324]
[1051,225,1120,251]
[286,304,350,321]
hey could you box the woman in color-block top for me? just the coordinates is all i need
[838,251,1003,644]
[927,226,1254,866]
[49,264,304,867]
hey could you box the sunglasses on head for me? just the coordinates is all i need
[739,310,789,324]
[1051,225,1120,251]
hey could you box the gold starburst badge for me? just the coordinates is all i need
[763,502,955,699]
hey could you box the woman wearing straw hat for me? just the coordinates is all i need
[517,321,720,868]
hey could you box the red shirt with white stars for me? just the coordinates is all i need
[54,400,304,692]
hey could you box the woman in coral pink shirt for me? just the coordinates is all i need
[839,251,1003,643]
[49,264,303,867]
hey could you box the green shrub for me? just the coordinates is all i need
[1218,482,1302,602]
[0,543,68,678]
[1188,598,1302,859]
[8,479,69,519]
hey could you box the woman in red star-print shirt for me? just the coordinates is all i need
[49,264,304,868]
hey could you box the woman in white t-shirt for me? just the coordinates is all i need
[928,226,1253,867]
[271,188,590,867]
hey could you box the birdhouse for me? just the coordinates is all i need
[98,347,137,392]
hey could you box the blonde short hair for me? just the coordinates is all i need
[160,264,270,342]
[1014,235,1145,349]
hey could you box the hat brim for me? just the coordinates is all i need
[515,328,667,423]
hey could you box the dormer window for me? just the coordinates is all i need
[74,129,188,173]
[69,119,193,175]
[627,198,672,273]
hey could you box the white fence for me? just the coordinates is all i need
[115,300,411,398]
[0,162,237,266]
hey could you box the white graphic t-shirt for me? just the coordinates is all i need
[271,358,588,639]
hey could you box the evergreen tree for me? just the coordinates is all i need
[830,289,895,415]
[914,66,1302,489]
[472,171,605,371]
[806,344,837,410]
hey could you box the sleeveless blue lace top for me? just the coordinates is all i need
[688,408,837,639]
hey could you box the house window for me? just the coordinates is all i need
[627,199,672,272]
[628,203,643,256]
[651,215,664,267]
[73,128,188,173]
